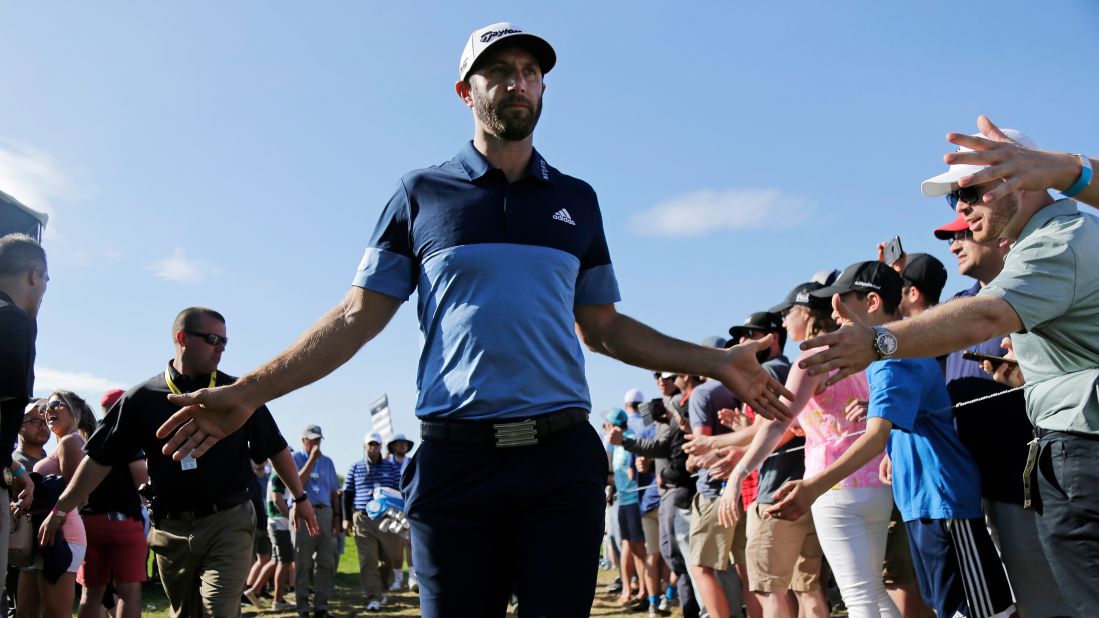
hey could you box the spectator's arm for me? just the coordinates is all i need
[947,115,1099,209]
[275,489,290,518]
[623,432,671,459]
[58,434,87,482]
[128,459,149,490]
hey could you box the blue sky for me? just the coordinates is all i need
[3,2,1097,470]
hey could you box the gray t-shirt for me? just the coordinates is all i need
[688,379,738,499]
[979,200,1099,435]
[755,355,806,504]
[12,448,43,471]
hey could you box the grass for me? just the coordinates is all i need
[131,542,678,618]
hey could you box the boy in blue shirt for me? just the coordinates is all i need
[762,262,1014,618]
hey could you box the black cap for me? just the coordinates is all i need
[728,311,784,340]
[810,261,903,307]
[901,253,948,300]
[769,281,827,314]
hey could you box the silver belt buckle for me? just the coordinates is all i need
[493,419,539,447]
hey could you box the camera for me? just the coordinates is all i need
[639,398,668,424]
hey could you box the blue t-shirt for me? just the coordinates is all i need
[612,440,639,506]
[637,424,661,513]
[292,451,340,507]
[868,358,982,521]
[352,142,620,421]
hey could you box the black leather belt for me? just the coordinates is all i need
[151,491,250,523]
[420,408,588,448]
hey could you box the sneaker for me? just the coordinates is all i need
[366,600,381,611]
[243,590,266,610]
[388,578,402,592]
[605,576,623,594]
[272,600,293,611]
[658,596,670,612]
[408,571,419,593]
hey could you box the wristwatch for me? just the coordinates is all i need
[872,326,899,360]
[293,493,309,505]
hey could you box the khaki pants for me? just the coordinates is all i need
[147,501,255,618]
[293,505,334,613]
[352,511,401,600]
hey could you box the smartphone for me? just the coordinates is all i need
[883,236,904,266]
[962,350,1019,367]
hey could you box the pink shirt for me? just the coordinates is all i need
[796,352,884,490]
[34,437,87,546]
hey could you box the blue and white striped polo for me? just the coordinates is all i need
[353,142,620,421]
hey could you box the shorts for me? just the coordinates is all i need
[688,492,733,570]
[641,508,660,555]
[30,542,87,574]
[882,504,916,585]
[745,502,823,592]
[77,515,148,586]
[731,500,748,567]
[905,517,1015,618]
[268,526,293,564]
[617,502,645,542]
[253,530,272,556]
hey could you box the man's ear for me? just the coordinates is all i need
[455,80,474,108]
[866,292,883,314]
[174,330,186,346]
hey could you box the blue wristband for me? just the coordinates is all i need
[1062,154,1093,198]
[12,465,25,478]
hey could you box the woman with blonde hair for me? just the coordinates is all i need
[718,282,899,618]
[21,390,94,618]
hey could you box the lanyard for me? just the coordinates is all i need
[164,369,216,396]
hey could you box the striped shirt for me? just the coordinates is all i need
[343,458,401,512]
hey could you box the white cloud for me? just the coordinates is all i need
[34,366,125,399]
[629,188,813,238]
[148,248,214,284]
[0,141,74,239]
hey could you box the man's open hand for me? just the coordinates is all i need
[714,335,795,421]
[799,295,876,390]
[157,383,258,461]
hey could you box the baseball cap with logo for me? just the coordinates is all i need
[769,281,827,314]
[934,214,971,240]
[901,253,948,301]
[920,129,1037,197]
[458,22,557,82]
[302,424,324,440]
[728,312,784,341]
[810,261,903,307]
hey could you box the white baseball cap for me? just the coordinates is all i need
[458,22,556,81]
[921,128,1037,197]
[364,432,383,445]
[624,389,645,404]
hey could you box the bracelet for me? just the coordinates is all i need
[12,465,25,478]
[1062,154,1093,198]
[292,493,309,504]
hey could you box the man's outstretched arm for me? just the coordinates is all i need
[39,457,112,546]
[158,287,402,460]
[574,304,794,421]
[799,293,1022,387]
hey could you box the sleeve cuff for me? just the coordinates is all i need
[576,263,621,306]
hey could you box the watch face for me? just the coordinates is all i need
[3,468,12,488]
[876,331,899,356]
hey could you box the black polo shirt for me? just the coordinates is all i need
[83,457,144,520]
[0,291,36,469]
[84,362,287,512]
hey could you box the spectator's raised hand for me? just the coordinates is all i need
[799,295,877,390]
[946,115,1085,202]
[682,433,714,456]
[717,406,748,430]
[844,399,868,423]
[714,335,795,422]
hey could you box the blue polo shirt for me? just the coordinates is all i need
[867,358,982,521]
[292,450,340,507]
[353,142,620,420]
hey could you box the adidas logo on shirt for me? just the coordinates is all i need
[552,209,576,225]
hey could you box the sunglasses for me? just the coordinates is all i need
[943,229,974,245]
[46,400,68,411]
[22,417,46,427]
[185,330,229,346]
[945,185,985,209]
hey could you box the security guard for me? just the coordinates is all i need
[40,307,317,618]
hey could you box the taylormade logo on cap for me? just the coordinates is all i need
[458,21,556,81]
[480,27,523,43]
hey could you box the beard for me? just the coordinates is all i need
[473,85,543,141]
[972,192,1019,242]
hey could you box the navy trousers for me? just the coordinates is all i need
[404,420,607,617]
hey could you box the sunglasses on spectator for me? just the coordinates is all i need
[185,331,229,346]
[46,400,68,411]
[945,185,987,209]
[944,229,974,245]
[22,417,46,427]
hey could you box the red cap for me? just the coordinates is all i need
[101,388,125,410]
[934,214,970,240]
